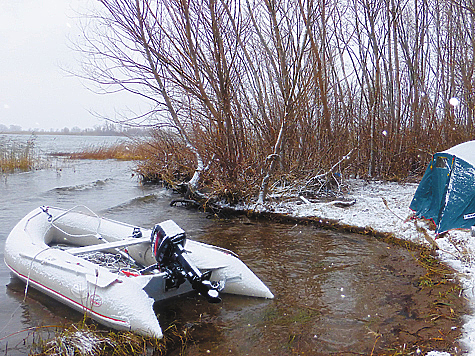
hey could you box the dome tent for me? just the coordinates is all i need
[410,140,475,234]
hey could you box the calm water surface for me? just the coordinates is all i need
[0,135,425,355]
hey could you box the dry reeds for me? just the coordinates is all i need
[134,130,197,186]
[65,142,148,161]
[0,135,37,173]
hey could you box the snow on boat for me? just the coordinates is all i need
[4,206,273,338]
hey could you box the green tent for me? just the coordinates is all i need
[410,141,475,234]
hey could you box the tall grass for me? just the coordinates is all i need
[0,135,37,173]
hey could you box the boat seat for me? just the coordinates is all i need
[66,236,151,255]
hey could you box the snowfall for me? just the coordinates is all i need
[259,179,475,356]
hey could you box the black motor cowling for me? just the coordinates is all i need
[151,220,221,303]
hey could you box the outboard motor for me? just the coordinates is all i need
[150,220,221,303]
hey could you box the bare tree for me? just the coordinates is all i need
[75,0,475,203]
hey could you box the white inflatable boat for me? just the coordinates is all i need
[4,206,273,338]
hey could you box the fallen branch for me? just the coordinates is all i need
[300,149,354,193]
[299,196,356,207]
[170,198,200,207]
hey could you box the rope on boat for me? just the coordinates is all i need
[46,205,143,268]
[24,205,103,239]
[23,206,144,286]
[23,247,52,302]
[49,205,103,239]
[20,206,104,304]
[0,245,52,339]
[77,251,141,274]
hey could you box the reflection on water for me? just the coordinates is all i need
[0,134,434,355]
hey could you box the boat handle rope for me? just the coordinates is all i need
[23,205,102,240]
[49,205,102,239]
[0,245,51,339]
[23,247,52,302]
[21,205,104,302]
[49,206,143,270]
[23,206,50,232]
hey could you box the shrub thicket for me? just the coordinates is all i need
[78,0,475,202]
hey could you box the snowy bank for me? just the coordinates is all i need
[257,179,475,355]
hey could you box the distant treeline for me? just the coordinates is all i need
[0,123,149,137]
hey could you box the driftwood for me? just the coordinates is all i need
[170,198,200,207]
[299,196,356,207]
[333,199,357,208]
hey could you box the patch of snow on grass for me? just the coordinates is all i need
[46,329,112,356]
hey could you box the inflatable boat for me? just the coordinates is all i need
[4,206,273,338]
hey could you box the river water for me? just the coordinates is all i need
[0,134,464,355]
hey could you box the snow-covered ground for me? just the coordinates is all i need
[261,179,475,355]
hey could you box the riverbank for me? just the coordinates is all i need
[242,179,475,355]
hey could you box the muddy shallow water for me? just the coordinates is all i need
[0,134,468,355]
[153,220,467,355]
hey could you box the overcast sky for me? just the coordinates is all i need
[0,0,146,130]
